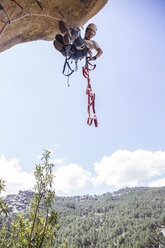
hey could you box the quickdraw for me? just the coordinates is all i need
[62,51,75,77]
[62,45,83,77]
[82,58,98,127]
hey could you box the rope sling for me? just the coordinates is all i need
[62,54,98,127]
[82,59,98,127]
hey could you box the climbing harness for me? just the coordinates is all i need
[82,58,98,127]
[61,26,88,77]
[62,40,87,77]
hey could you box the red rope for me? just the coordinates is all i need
[82,60,98,127]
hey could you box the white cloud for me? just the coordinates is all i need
[54,163,91,194]
[1,150,165,196]
[0,155,35,194]
[93,150,165,188]
[0,155,91,195]
[149,177,165,187]
[53,158,66,167]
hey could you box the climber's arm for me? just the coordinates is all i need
[91,47,103,60]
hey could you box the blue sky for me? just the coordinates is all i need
[0,0,165,195]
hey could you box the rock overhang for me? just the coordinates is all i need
[0,0,108,52]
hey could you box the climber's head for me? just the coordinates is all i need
[85,23,97,40]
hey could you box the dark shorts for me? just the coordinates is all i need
[70,44,88,60]
[55,33,88,60]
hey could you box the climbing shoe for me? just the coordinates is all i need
[59,21,71,45]
[55,34,65,45]
[63,27,80,45]
[53,40,66,56]
[70,27,80,41]
[59,20,69,34]
[59,21,80,45]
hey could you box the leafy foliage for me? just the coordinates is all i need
[0,179,8,217]
[0,150,58,248]
[0,159,165,247]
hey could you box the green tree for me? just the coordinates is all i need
[0,150,58,248]
[0,179,8,217]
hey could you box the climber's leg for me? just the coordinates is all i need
[59,21,68,34]
[53,39,66,57]
[59,20,80,45]
[73,35,86,50]
[55,34,64,44]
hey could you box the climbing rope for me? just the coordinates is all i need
[0,0,64,39]
[82,58,98,127]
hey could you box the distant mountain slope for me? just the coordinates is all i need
[54,187,165,248]
[4,187,165,247]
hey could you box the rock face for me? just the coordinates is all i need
[0,0,108,52]
[5,190,34,213]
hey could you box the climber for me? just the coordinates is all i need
[54,21,100,126]
[53,21,103,61]
[83,23,103,61]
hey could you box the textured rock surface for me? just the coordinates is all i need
[0,0,108,52]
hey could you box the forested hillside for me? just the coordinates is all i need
[2,187,165,247]
[54,187,165,248]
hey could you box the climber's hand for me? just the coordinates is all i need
[90,56,97,61]
[87,56,96,61]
